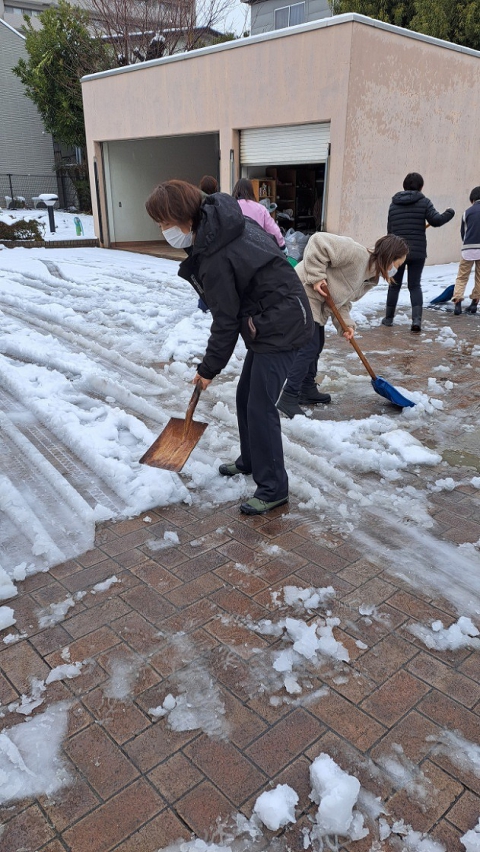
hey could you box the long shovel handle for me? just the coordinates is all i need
[322,287,378,381]
[183,383,202,437]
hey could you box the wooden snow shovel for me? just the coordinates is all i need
[322,287,415,408]
[139,384,208,471]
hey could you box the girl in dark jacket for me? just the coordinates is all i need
[382,172,454,332]
[145,180,314,516]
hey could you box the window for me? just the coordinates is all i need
[289,2,305,25]
[274,6,289,29]
[5,5,39,13]
[274,2,305,30]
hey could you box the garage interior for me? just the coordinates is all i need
[101,132,219,253]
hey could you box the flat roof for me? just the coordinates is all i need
[81,12,480,83]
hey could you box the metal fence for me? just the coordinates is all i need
[0,171,79,211]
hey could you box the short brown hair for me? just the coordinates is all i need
[199,175,218,194]
[146,180,203,228]
[369,234,408,280]
[232,178,256,201]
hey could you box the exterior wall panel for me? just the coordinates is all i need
[0,21,55,176]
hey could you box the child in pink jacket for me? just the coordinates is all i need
[232,179,287,252]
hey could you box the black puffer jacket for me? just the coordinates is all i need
[178,193,314,380]
[387,191,455,260]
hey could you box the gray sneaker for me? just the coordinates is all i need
[219,463,251,477]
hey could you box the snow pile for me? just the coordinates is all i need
[409,616,480,651]
[0,566,17,601]
[264,613,348,698]
[308,753,368,844]
[282,585,336,611]
[253,784,298,830]
[0,606,16,630]
[462,818,480,852]
[0,703,70,804]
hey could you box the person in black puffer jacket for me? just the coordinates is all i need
[382,172,455,332]
[145,180,314,516]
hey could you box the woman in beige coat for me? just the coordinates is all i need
[277,232,408,418]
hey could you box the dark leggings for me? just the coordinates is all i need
[284,323,325,395]
[386,258,425,312]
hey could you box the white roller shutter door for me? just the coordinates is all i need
[240,123,330,166]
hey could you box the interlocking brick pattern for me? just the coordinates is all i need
[1,311,479,852]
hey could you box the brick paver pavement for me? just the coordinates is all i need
[1,304,479,852]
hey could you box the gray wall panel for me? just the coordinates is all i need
[0,22,55,177]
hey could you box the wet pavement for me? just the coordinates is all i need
[1,304,479,852]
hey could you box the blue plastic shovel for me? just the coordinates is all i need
[323,288,415,409]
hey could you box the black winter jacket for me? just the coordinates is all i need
[178,193,314,380]
[460,200,480,249]
[387,191,455,260]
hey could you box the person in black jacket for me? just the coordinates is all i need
[382,172,455,332]
[452,186,480,315]
[145,179,314,516]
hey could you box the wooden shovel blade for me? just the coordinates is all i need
[139,417,208,472]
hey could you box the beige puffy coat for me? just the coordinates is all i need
[295,233,379,333]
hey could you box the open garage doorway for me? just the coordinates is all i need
[240,123,330,239]
[101,133,219,250]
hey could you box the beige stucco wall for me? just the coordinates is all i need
[342,24,480,263]
[82,16,480,263]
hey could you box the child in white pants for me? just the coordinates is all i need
[452,186,480,315]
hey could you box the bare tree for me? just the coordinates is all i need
[87,0,240,65]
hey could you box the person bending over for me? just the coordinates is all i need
[146,179,313,515]
[277,232,408,419]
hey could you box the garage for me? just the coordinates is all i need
[100,132,219,247]
[82,14,480,264]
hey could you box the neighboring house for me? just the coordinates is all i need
[242,0,331,36]
[81,13,480,264]
[0,0,50,31]
[0,18,57,207]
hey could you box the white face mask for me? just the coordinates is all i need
[388,265,397,278]
[162,226,193,249]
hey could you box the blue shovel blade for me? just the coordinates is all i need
[372,376,415,408]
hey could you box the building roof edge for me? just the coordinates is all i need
[81,13,480,84]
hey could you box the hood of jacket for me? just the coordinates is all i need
[391,190,425,206]
[192,192,245,258]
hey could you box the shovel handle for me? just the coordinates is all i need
[183,383,202,437]
[322,287,378,381]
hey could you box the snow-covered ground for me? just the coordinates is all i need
[0,228,479,851]
[0,238,478,600]
[0,208,95,241]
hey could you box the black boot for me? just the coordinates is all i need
[411,309,422,333]
[381,307,395,327]
[454,300,462,315]
[465,299,478,314]
[276,390,305,419]
[298,385,332,405]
